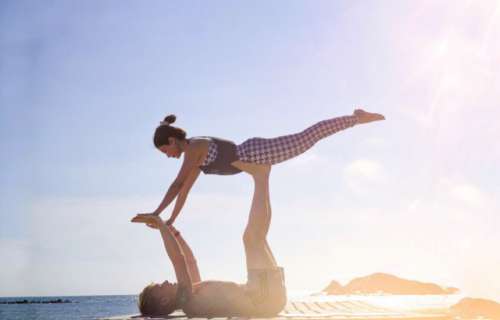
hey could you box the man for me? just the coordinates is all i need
[132,162,286,318]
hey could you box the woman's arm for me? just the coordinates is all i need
[166,167,201,225]
[153,144,202,216]
[152,181,183,215]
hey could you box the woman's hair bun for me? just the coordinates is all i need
[164,114,176,124]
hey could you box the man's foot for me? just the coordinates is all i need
[353,109,385,124]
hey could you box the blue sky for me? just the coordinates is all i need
[1,1,499,299]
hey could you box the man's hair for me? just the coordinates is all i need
[138,283,177,317]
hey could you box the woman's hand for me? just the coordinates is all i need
[146,222,160,229]
[131,213,162,227]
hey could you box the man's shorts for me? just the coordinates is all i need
[244,266,287,317]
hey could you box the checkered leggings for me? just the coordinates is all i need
[236,115,358,165]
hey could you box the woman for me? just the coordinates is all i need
[132,109,384,225]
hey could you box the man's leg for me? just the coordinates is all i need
[264,183,277,266]
[232,160,277,270]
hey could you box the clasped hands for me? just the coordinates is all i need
[131,213,174,229]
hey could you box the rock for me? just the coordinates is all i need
[344,273,458,295]
[0,299,73,304]
[323,273,459,295]
[451,297,500,319]
[323,280,346,294]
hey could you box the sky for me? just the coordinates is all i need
[1,0,499,300]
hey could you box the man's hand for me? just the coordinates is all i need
[165,217,176,226]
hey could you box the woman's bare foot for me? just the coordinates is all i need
[353,109,385,124]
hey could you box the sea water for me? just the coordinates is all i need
[0,295,138,320]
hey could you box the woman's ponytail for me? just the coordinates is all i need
[154,114,187,147]
[163,114,176,125]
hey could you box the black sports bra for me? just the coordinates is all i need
[196,136,242,175]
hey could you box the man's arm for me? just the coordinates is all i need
[154,217,194,294]
[133,217,201,284]
[169,226,201,283]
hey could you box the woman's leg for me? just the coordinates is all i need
[231,160,277,270]
[237,115,358,165]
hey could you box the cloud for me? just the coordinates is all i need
[435,178,492,209]
[449,183,488,207]
[343,159,385,193]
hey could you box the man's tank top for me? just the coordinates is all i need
[194,136,242,175]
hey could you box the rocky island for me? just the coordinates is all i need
[323,272,459,295]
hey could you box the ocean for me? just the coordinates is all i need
[0,295,138,320]
[0,293,462,320]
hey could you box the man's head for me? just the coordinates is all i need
[138,280,178,317]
